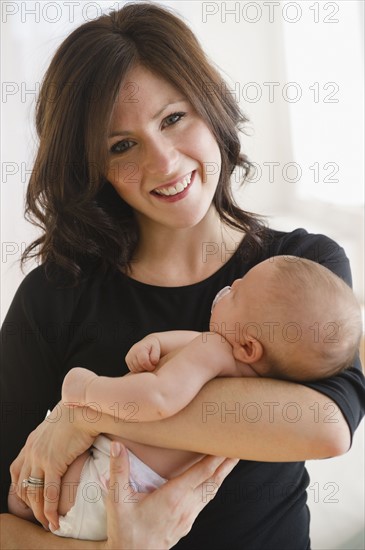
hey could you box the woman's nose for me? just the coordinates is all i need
[143,136,179,176]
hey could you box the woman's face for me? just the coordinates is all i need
[106,64,222,231]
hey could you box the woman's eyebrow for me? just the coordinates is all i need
[152,98,187,120]
[108,98,187,138]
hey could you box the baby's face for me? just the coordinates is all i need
[210,276,254,348]
[209,260,272,349]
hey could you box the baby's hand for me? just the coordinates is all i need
[125,335,161,372]
[62,367,98,406]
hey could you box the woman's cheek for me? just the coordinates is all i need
[107,163,131,197]
[108,161,127,187]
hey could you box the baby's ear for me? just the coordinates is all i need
[233,336,263,364]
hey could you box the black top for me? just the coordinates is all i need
[1,228,364,550]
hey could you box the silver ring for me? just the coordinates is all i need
[23,476,45,488]
[28,476,45,485]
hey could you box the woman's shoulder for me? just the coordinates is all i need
[261,226,347,262]
[16,263,79,297]
[10,262,101,321]
[18,261,104,292]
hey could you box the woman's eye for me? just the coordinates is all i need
[110,140,134,154]
[162,112,186,128]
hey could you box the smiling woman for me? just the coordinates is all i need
[1,2,364,550]
[106,65,222,236]
[20,3,263,285]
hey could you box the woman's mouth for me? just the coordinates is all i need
[151,171,195,202]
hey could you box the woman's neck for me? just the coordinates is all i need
[128,208,244,286]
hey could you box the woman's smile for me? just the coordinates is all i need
[107,65,222,230]
[151,170,195,202]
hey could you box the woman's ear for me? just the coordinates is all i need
[232,336,263,364]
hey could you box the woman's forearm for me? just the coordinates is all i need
[94,377,351,461]
[0,514,105,549]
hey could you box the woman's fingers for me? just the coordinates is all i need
[26,484,48,530]
[43,473,61,530]
[104,446,239,550]
[15,455,51,530]
[15,458,31,502]
[12,451,50,530]
[8,403,98,533]
[160,455,239,540]
[151,455,239,545]
[108,441,128,493]
[9,447,24,487]
[105,441,141,550]
[173,454,230,490]
[10,448,27,502]
[210,457,239,487]
[194,457,239,509]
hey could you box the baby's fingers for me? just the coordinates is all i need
[136,349,155,371]
[149,345,160,366]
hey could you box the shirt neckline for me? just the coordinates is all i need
[121,234,247,291]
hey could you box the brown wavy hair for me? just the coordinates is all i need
[22,1,265,284]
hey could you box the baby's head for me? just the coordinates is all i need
[210,256,362,381]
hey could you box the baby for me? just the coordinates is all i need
[9,256,362,540]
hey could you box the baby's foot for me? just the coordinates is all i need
[62,367,97,405]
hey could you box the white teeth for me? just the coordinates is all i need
[154,172,193,196]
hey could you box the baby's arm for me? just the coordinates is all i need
[62,332,239,422]
[126,331,201,372]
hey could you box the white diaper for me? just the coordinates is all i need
[50,435,167,540]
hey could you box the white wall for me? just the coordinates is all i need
[1,2,364,548]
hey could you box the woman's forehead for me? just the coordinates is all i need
[108,65,186,130]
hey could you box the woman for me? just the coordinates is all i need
[1,2,364,549]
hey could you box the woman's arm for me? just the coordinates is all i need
[4,374,357,547]
[98,376,352,461]
[0,515,105,550]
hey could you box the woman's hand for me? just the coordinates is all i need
[104,441,239,550]
[9,402,99,532]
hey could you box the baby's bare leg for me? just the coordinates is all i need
[62,367,98,405]
[8,490,36,522]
